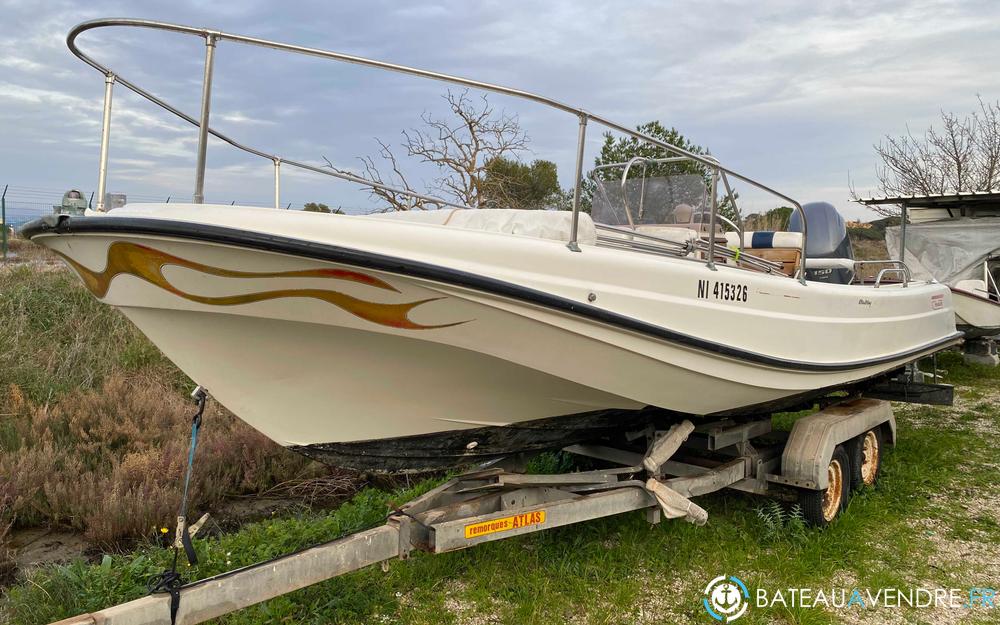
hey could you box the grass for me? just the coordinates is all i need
[0,262,183,403]
[2,352,997,624]
[0,257,338,577]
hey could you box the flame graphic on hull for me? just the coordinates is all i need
[56,241,467,330]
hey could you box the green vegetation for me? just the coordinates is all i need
[0,260,328,572]
[744,206,793,231]
[0,263,180,403]
[482,158,563,210]
[3,350,997,624]
[303,202,345,214]
[589,120,740,223]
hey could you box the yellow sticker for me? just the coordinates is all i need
[464,510,546,539]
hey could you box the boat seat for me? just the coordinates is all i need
[955,279,990,297]
[725,231,804,249]
[633,224,701,244]
[369,208,598,245]
[725,231,803,276]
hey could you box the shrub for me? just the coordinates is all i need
[0,375,328,546]
[0,265,348,554]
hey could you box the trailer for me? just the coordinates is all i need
[47,387,954,625]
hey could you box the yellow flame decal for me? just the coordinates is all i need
[56,241,466,330]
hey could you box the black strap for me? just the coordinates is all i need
[147,568,184,624]
[146,388,208,625]
[177,389,207,566]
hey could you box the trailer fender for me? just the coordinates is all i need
[775,399,895,490]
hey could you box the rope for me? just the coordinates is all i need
[147,387,208,625]
[177,388,207,566]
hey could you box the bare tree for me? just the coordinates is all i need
[855,97,1000,217]
[322,140,429,212]
[325,90,530,211]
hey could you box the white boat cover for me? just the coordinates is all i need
[631,224,701,244]
[886,217,1000,285]
[368,208,598,245]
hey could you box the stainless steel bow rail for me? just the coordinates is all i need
[69,18,811,282]
[45,393,969,625]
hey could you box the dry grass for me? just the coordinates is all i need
[0,372,323,547]
[0,260,354,578]
[849,231,892,280]
[1,237,61,267]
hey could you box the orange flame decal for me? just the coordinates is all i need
[55,241,466,330]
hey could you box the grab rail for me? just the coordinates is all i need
[595,224,784,274]
[851,260,913,287]
[67,17,809,283]
[873,267,911,288]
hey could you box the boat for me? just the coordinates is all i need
[862,193,1000,339]
[22,19,962,471]
[951,285,1000,338]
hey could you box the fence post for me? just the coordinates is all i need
[2,184,7,260]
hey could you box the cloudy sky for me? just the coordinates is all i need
[1,0,998,219]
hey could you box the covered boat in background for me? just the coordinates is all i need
[867,192,1000,339]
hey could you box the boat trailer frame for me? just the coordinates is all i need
[51,396,926,625]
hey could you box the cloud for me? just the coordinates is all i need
[1,0,998,221]
[216,111,276,125]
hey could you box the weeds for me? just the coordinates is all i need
[1,480,443,625]
[525,451,577,475]
[0,264,342,566]
[0,264,184,403]
[755,500,808,543]
[0,374,322,546]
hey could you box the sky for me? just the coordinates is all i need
[1,0,998,220]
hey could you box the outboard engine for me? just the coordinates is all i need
[788,202,854,284]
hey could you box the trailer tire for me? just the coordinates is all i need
[798,445,850,527]
[849,427,884,491]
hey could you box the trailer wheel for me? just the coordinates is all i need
[798,445,850,526]
[849,428,884,491]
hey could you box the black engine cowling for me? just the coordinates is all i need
[788,201,854,284]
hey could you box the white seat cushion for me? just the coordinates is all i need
[724,231,803,249]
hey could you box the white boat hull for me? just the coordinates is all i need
[951,288,1000,338]
[25,205,961,470]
